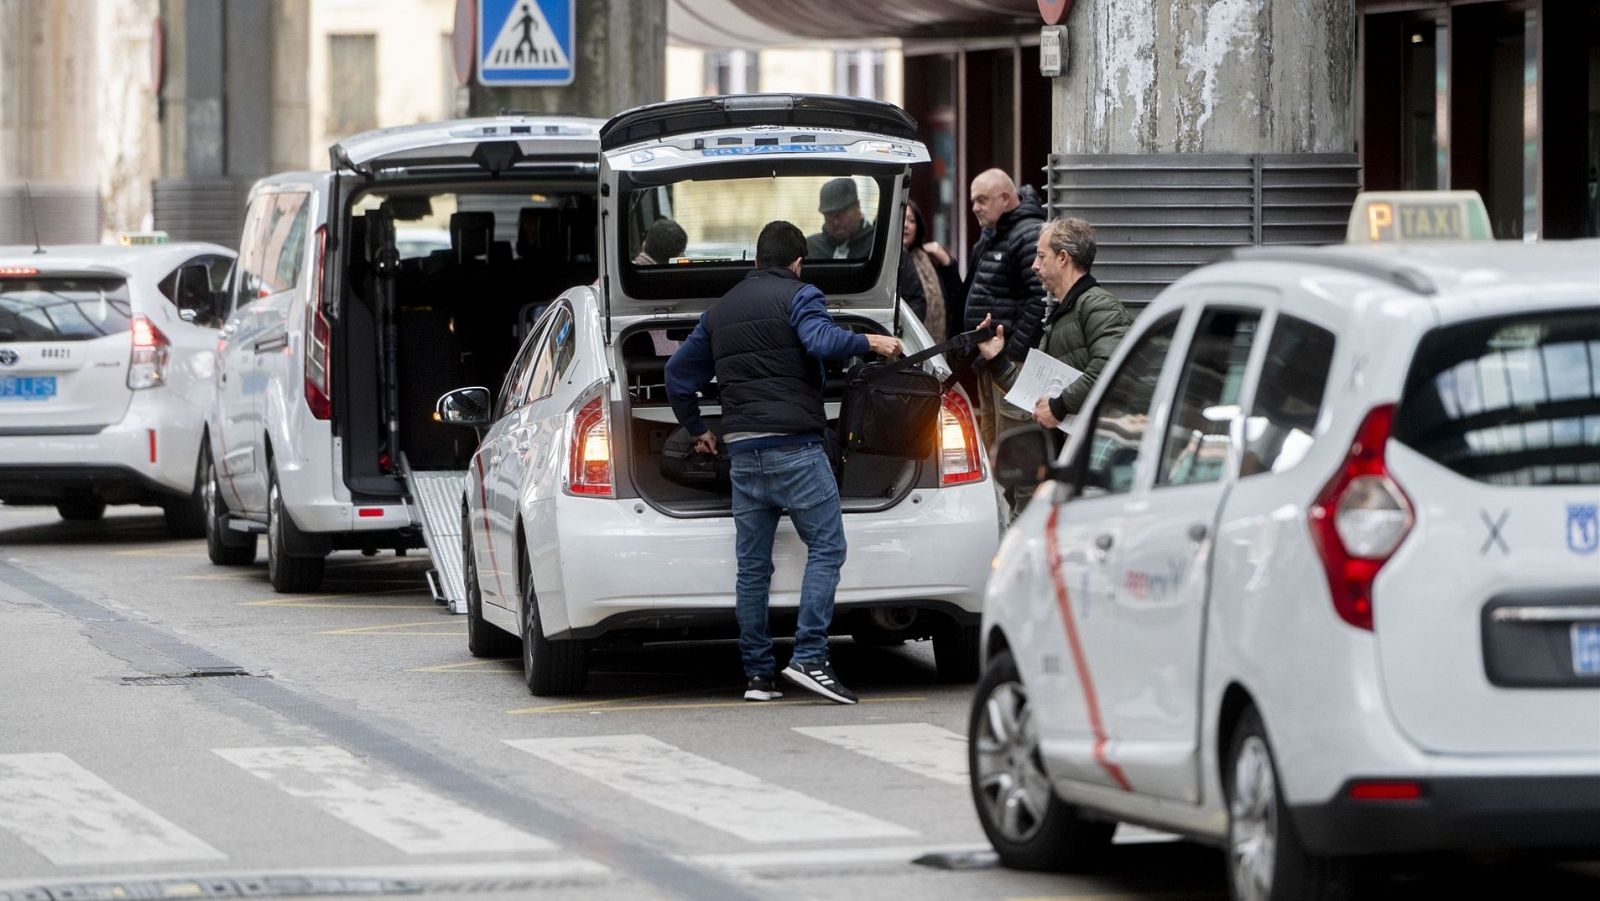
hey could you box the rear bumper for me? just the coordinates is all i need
[0,464,182,506]
[1292,775,1600,855]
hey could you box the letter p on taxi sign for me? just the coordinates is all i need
[477,0,574,86]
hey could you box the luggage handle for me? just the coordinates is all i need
[864,325,994,379]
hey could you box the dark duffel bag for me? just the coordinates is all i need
[838,327,991,459]
[660,425,731,492]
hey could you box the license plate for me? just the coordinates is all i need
[0,375,56,400]
[1573,623,1600,676]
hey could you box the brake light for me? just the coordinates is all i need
[304,225,332,419]
[127,315,170,389]
[1308,405,1412,631]
[938,390,984,486]
[566,387,613,497]
[0,266,39,277]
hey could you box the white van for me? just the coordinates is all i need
[202,117,603,594]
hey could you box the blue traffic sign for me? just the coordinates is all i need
[477,0,573,86]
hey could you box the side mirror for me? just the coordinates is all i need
[436,387,492,427]
[174,265,215,324]
[994,425,1061,493]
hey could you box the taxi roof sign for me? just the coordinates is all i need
[1347,190,1492,244]
[119,230,170,246]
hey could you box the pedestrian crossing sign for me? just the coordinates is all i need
[477,0,574,86]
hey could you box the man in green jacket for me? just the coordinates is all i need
[975,216,1131,428]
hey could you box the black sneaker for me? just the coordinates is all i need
[744,674,784,702]
[781,659,858,705]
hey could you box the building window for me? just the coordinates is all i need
[327,34,378,137]
[835,49,885,99]
[704,50,758,95]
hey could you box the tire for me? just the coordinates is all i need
[56,499,106,521]
[1225,708,1353,901]
[163,453,207,539]
[267,474,324,593]
[969,650,1114,872]
[519,554,587,695]
[934,621,982,682]
[464,507,518,658]
[203,446,256,565]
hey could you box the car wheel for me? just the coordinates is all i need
[969,649,1114,872]
[163,452,208,539]
[1226,708,1353,901]
[203,447,256,565]
[56,499,106,521]
[267,474,324,593]
[934,621,981,682]
[464,507,518,658]
[519,555,587,695]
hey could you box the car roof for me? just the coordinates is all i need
[0,242,235,276]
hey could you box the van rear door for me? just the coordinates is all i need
[331,117,603,177]
[0,270,134,432]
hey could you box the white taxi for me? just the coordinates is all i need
[970,200,1599,900]
[0,243,234,532]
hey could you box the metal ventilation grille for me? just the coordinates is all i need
[1046,153,1360,307]
[153,177,252,249]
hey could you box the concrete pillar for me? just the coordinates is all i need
[1050,0,1356,155]
[466,0,666,120]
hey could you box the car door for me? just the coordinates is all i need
[1033,312,1182,791]
[215,194,273,510]
[1107,302,1267,803]
[477,314,551,609]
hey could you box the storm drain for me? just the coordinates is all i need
[121,667,254,687]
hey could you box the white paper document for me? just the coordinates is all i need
[1004,348,1082,431]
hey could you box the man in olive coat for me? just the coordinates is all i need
[976,217,1131,427]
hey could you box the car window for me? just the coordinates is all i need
[0,278,131,341]
[525,306,574,404]
[1241,314,1336,477]
[259,192,311,295]
[1157,309,1260,486]
[1077,313,1180,498]
[1393,308,1600,486]
[232,197,272,309]
[499,318,550,418]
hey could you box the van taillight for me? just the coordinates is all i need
[127,315,170,389]
[304,225,331,420]
[938,390,984,486]
[566,387,613,497]
[1308,404,1413,631]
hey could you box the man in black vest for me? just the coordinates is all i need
[666,221,901,705]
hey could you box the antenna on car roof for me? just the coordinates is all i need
[23,182,45,254]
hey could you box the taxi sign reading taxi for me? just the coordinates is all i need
[1346,190,1493,244]
[477,0,573,87]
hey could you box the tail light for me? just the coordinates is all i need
[304,225,332,420]
[127,315,170,389]
[1308,405,1413,631]
[938,390,984,486]
[565,385,613,497]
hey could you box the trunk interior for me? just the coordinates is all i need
[617,318,924,515]
[339,183,598,496]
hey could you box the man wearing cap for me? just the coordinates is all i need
[807,178,877,259]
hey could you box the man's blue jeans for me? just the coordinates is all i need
[729,441,846,678]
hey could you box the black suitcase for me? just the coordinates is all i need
[660,425,732,492]
[838,327,991,459]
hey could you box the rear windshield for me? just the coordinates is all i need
[1394,309,1600,485]
[0,277,132,342]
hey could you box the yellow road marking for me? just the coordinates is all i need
[318,620,465,636]
[410,659,523,673]
[179,572,263,581]
[113,548,207,557]
[243,589,433,608]
[507,695,929,715]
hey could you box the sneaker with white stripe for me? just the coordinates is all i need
[781,659,857,705]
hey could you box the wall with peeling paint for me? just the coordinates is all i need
[1052,0,1355,155]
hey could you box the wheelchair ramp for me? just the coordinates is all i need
[402,460,469,614]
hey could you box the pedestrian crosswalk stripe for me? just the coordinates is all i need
[0,752,224,865]
[792,723,969,786]
[505,734,916,843]
[212,746,550,854]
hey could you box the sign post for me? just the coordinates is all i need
[476,0,574,87]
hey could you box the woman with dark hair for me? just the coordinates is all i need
[901,200,963,343]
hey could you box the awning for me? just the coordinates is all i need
[668,0,1041,50]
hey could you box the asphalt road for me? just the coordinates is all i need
[1,505,1596,901]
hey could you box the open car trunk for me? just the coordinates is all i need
[615,316,929,516]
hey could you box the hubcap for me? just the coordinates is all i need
[1229,735,1278,901]
[972,681,1051,843]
